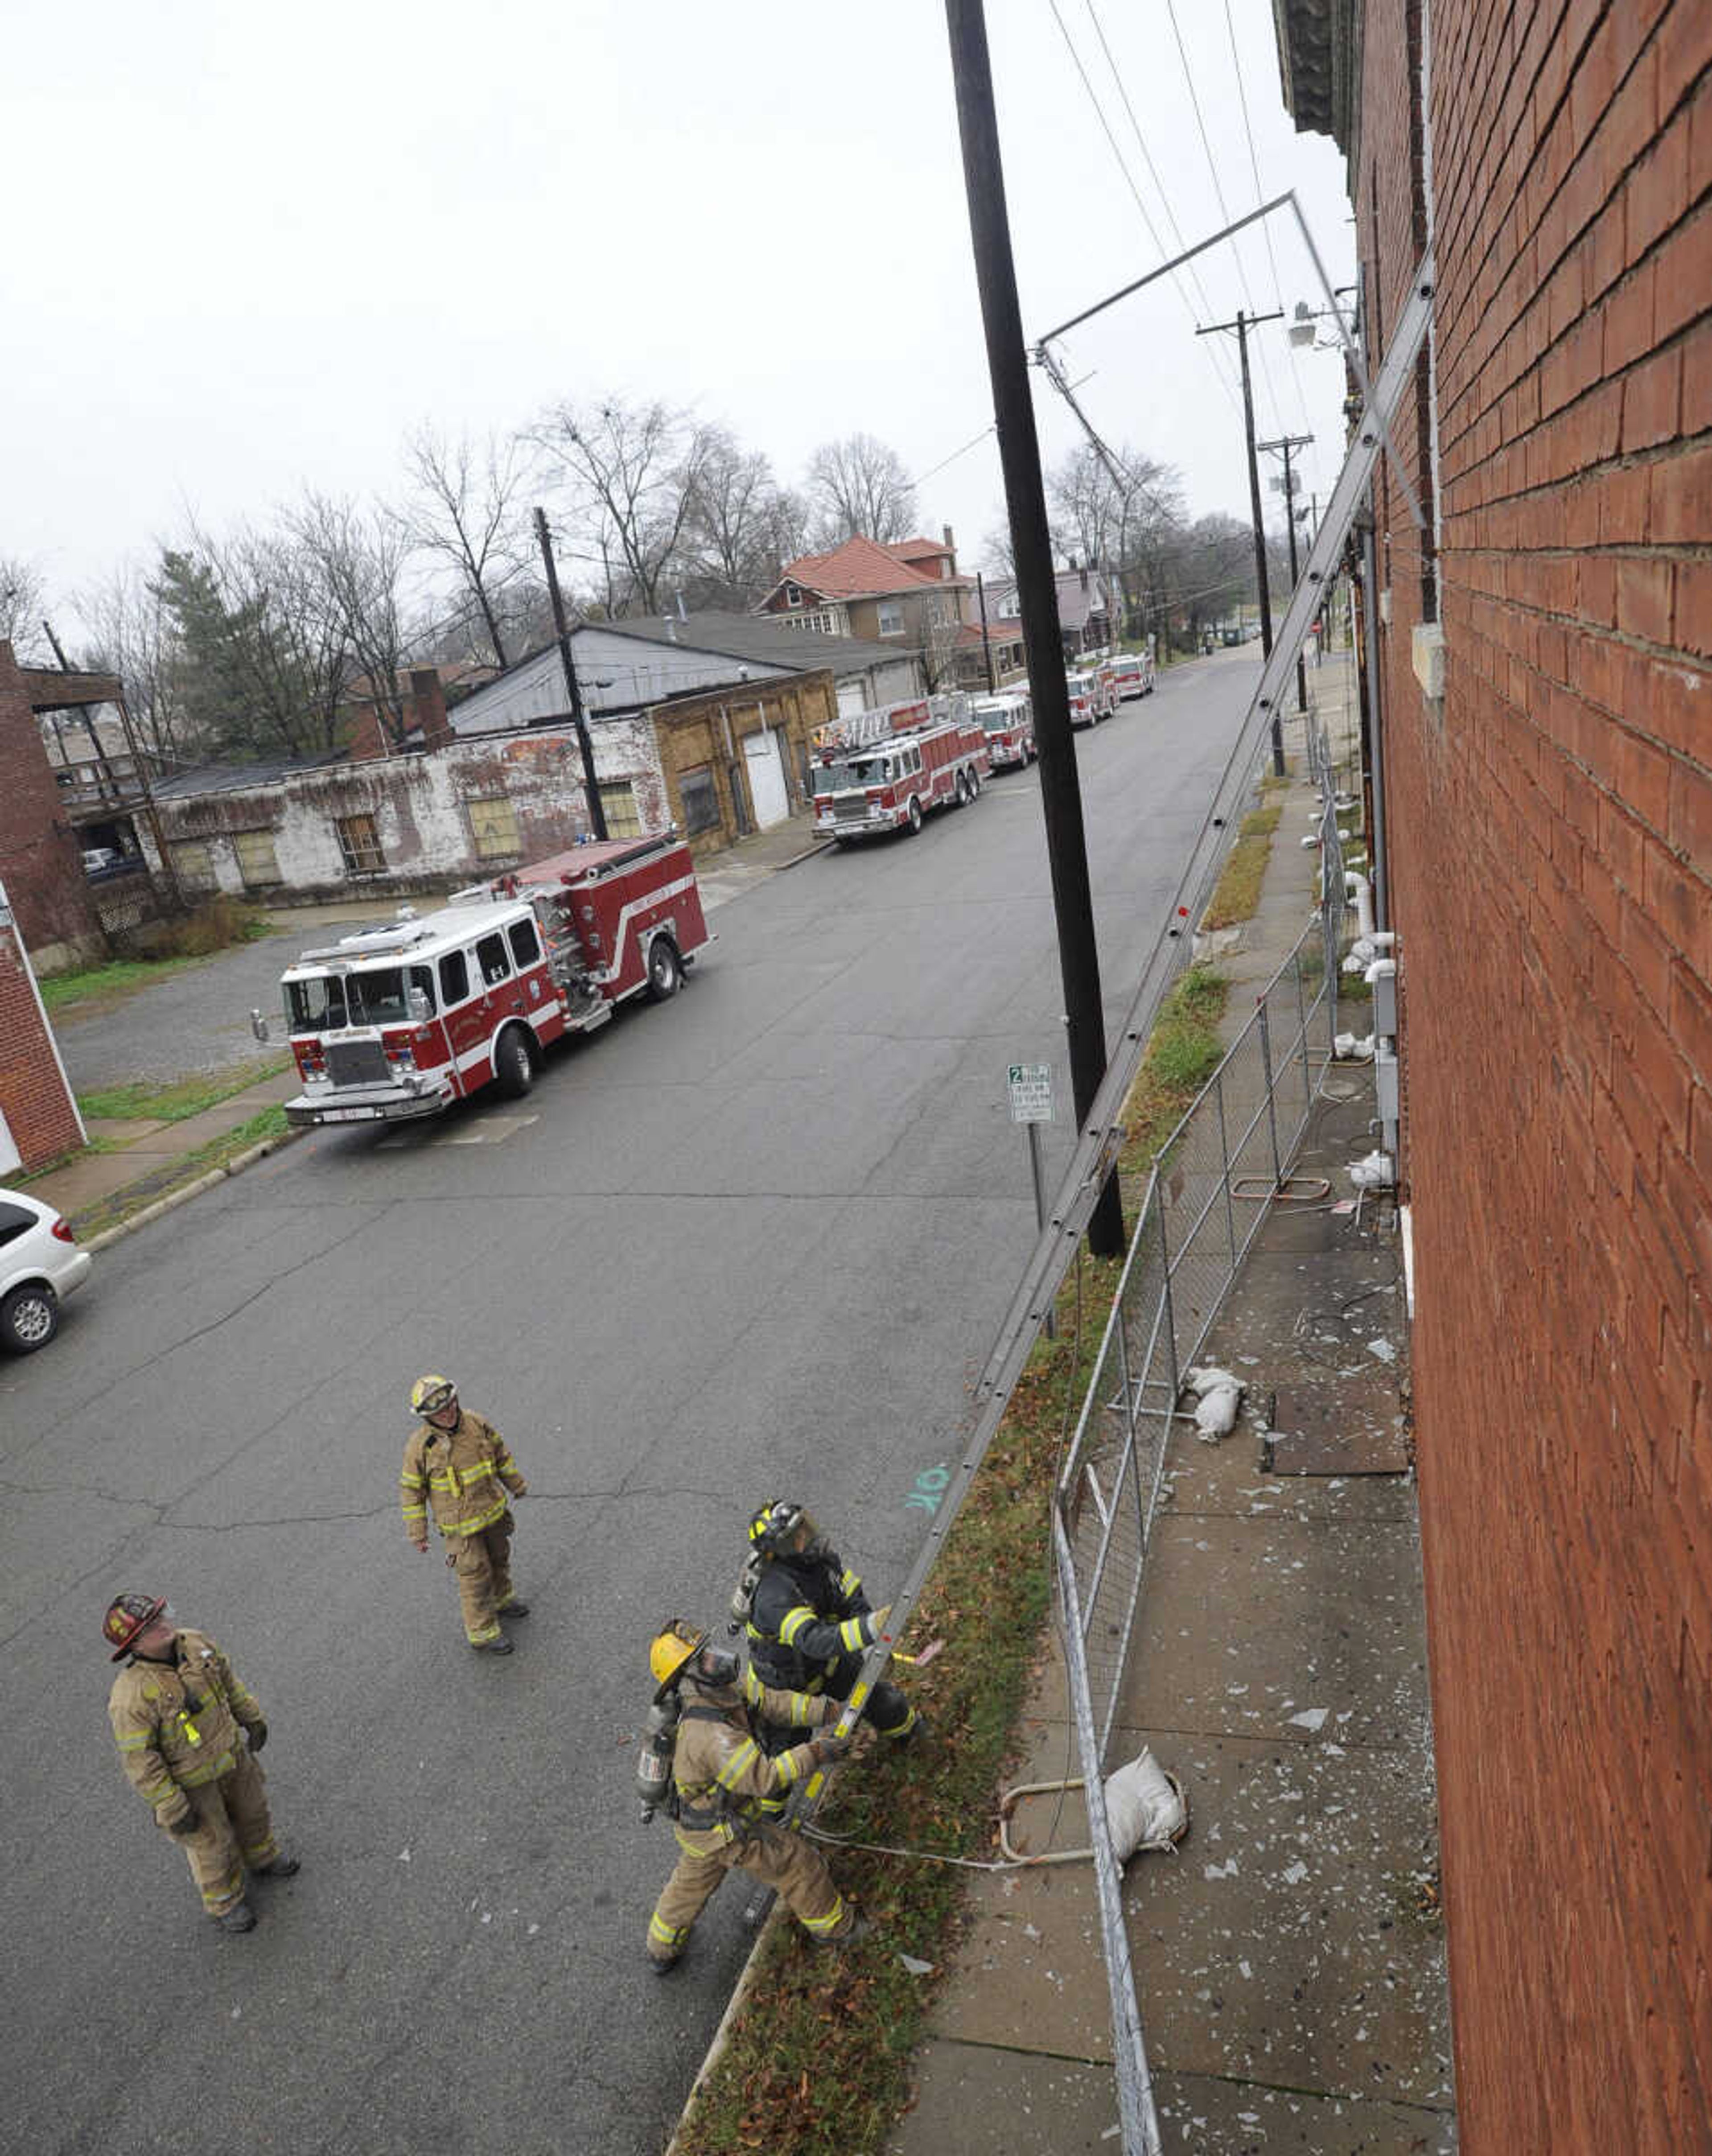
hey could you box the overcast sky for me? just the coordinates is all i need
[4,0,1356,639]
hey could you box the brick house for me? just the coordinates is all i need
[754,532,971,683]
[0,884,84,1175]
[0,641,109,969]
[1275,1,1711,2147]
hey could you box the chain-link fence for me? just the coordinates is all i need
[1052,702,1348,2154]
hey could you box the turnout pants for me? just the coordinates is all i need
[445,1516,515,1644]
[647,1820,852,1965]
[162,1749,278,1917]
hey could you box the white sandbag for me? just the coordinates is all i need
[1181,1364,1238,1398]
[1348,1149,1395,1189]
[1193,1383,1243,1440]
[1333,1031,1375,1061]
[1103,1746,1189,1862]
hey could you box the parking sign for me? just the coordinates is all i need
[1007,1063,1053,1124]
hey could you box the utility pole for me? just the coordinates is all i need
[1259,435,1314,714]
[945,0,1124,1261]
[975,570,997,692]
[534,507,608,842]
[1196,309,1285,774]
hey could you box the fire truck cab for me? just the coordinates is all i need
[970,690,1035,769]
[1065,667,1115,728]
[263,833,710,1129]
[809,695,990,842]
[1101,650,1156,700]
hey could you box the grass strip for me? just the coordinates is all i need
[39,954,207,1013]
[68,1107,292,1241]
[671,966,1229,2156]
[78,1055,291,1126]
[1200,800,1284,932]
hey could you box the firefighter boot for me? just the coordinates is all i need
[497,1599,531,1618]
[217,1902,257,1933]
[473,1635,515,1655]
[258,1853,300,1878]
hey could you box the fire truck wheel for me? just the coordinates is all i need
[953,772,969,807]
[646,936,683,1002]
[905,796,924,835]
[494,1026,536,1098]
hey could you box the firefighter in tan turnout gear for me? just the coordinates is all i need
[105,1594,298,1934]
[643,1620,869,1974]
[400,1376,531,1653]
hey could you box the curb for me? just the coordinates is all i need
[663,1901,789,2156]
[80,1128,304,1253]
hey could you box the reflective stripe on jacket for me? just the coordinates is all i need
[108,1629,263,1818]
[746,1552,872,1690]
[400,1410,527,1538]
[669,1681,834,1854]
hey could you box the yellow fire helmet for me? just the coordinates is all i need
[650,1619,707,1694]
[410,1374,457,1418]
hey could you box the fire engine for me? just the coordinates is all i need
[809,695,991,842]
[1101,650,1156,700]
[970,689,1035,769]
[259,833,711,1129]
[1065,667,1116,728]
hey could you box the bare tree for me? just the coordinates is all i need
[529,396,711,617]
[78,560,187,764]
[0,553,48,660]
[679,429,790,610]
[396,423,529,666]
[289,491,416,749]
[980,516,1017,584]
[806,433,918,547]
[1049,444,1184,641]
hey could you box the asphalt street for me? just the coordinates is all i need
[3,652,1258,2156]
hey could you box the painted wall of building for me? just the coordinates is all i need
[1349,3,1711,2146]
[139,726,659,903]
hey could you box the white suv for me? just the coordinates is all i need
[0,1188,93,1351]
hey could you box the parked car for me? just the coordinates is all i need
[0,1187,92,1351]
[81,847,120,875]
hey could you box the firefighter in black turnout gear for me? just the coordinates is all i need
[741,1501,919,1773]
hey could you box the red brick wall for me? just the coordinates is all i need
[0,642,103,960]
[0,927,83,1170]
[1353,3,1711,2148]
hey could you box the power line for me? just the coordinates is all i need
[1045,0,1243,425]
[1162,0,1289,443]
[1220,0,1318,447]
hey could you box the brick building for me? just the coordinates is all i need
[0,889,84,1174]
[0,641,105,968]
[1276,1,1710,2146]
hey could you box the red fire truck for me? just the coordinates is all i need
[1065,667,1116,728]
[809,696,991,842]
[970,689,1035,769]
[261,833,711,1129]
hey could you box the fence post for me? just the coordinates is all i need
[1215,1066,1239,1271]
[1257,1000,1284,1192]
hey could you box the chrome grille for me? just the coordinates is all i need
[326,1040,391,1088]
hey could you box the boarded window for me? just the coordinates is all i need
[233,828,281,887]
[475,932,511,985]
[507,919,541,969]
[678,764,720,837]
[599,781,642,837]
[335,812,385,874]
[173,839,215,885]
[468,794,519,859]
[439,949,469,1005]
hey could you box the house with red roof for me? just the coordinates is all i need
[754,529,972,676]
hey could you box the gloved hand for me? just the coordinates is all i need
[410,1538,428,1554]
[164,1810,198,1839]
[813,1731,853,1766]
[863,1604,892,1645]
[247,1720,268,1753]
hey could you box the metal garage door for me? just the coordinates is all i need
[743,728,791,829]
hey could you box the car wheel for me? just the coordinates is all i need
[0,1281,59,1353]
[494,1026,535,1098]
[906,796,924,834]
[646,935,683,1001]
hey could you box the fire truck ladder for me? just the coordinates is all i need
[751,256,1438,2156]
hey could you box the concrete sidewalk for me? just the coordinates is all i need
[883,668,1456,2152]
